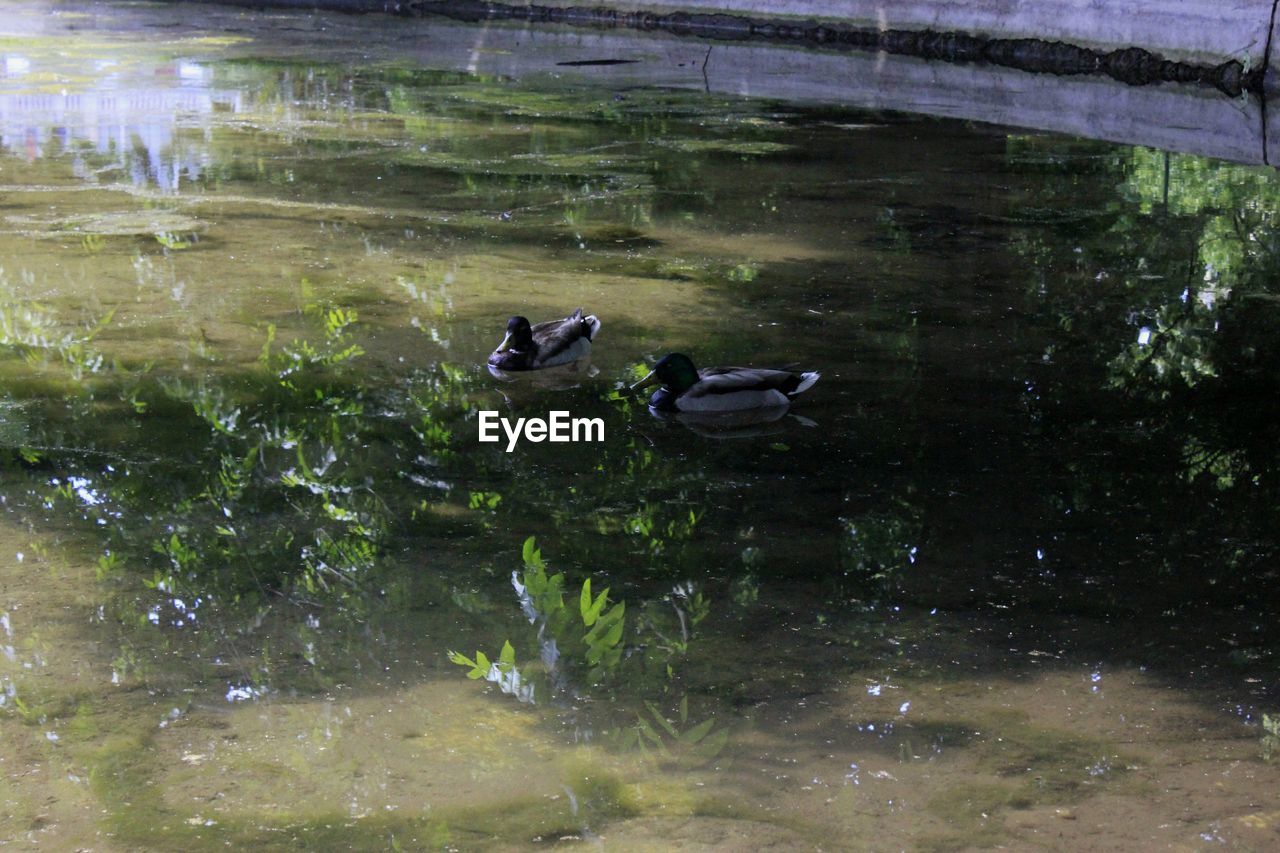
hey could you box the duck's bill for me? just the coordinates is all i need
[493,331,513,353]
[629,370,660,391]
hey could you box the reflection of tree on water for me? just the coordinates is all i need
[1004,140,1280,652]
[0,287,475,695]
[840,499,922,597]
[0,271,729,755]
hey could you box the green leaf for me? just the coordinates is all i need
[258,323,277,364]
[596,600,626,629]
[499,640,516,668]
[584,605,622,646]
[599,614,624,648]
[448,650,491,680]
[679,717,716,746]
[636,718,663,746]
[585,642,605,666]
[581,583,608,627]
[522,536,544,569]
[692,725,730,760]
[646,702,680,738]
[524,566,546,597]
[548,606,574,637]
[544,573,565,608]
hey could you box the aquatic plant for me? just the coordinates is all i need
[447,538,726,760]
[1263,713,1280,762]
[448,536,626,698]
[611,695,729,761]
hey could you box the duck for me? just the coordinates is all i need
[487,309,601,371]
[630,353,819,413]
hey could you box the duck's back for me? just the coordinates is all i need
[674,366,818,412]
[531,311,600,367]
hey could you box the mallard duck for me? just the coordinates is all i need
[487,309,601,371]
[630,353,819,412]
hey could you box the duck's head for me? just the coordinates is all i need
[494,316,534,353]
[630,353,699,395]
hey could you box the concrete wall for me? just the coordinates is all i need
[199,1,1279,74]
[387,17,1273,165]
[133,0,1280,164]
[491,1,1275,69]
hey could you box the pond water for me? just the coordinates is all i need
[2,3,1280,850]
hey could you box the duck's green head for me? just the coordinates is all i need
[631,352,699,394]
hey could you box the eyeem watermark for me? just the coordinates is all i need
[478,410,604,452]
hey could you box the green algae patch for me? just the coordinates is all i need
[440,85,624,120]
[177,36,254,48]
[922,782,1023,850]
[974,709,1135,795]
[657,139,794,156]
[90,731,170,830]
[3,683,97,727]
[76,690,699,850]
[125,682,698,848]
[5,211,206,239]
[908,707,1138,849]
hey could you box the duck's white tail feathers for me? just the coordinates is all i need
[792,371,820,396]
[583,314,601,341]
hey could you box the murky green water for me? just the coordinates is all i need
[2,3,1280,850]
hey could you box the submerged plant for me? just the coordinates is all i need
[839,501,921,592]
[612,695,728,762]
[448,640,533,703]
[1263,713,1280,761]
[0,281,484,695]
[0,267,113,380]
[447,538,726,760]
[448,536,626,702]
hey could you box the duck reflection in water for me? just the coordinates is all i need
[487,358,600,389]
[648,406,818,439]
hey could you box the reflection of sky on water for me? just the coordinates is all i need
[0,54,241,192]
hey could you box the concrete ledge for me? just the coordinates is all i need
[376,18,1274,165]
[395,1,1275,96]
[100,1,1280,163]
[177,0,1279,96]
[432,0,1275,69]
